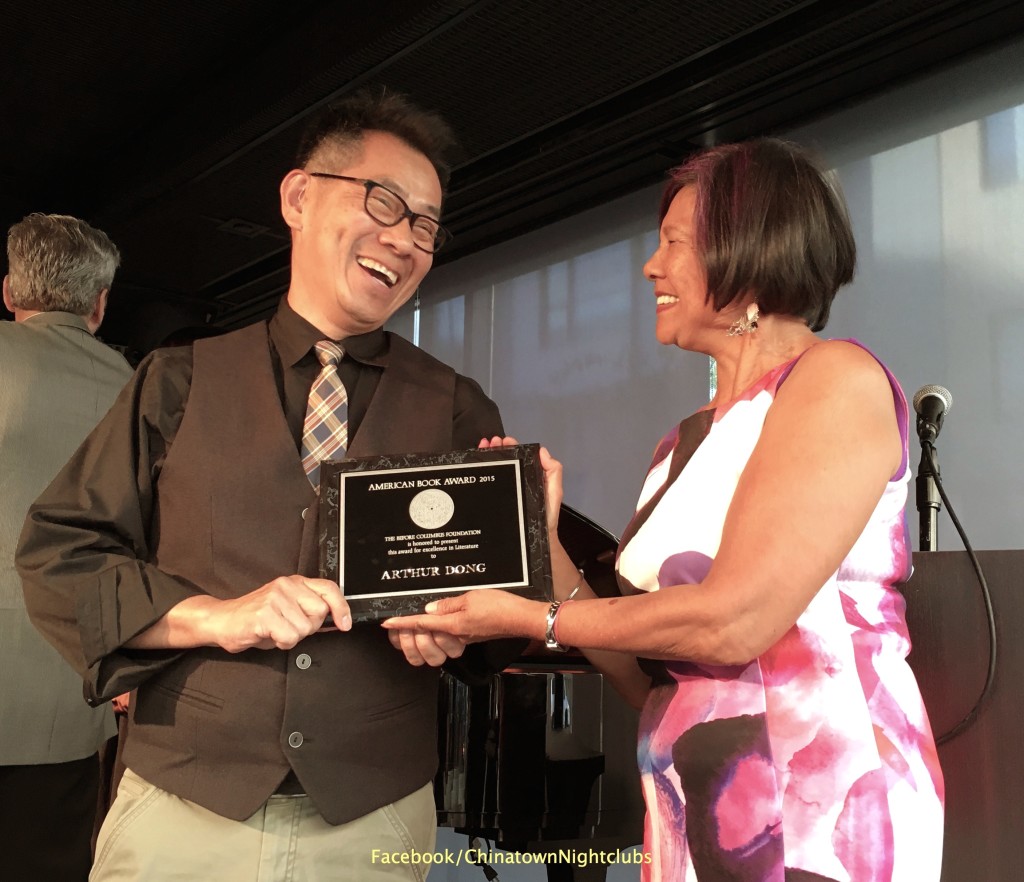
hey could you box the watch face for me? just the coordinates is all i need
[408,488,456,530]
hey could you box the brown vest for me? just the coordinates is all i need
[124,322,461,824]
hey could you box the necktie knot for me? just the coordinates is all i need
[315,340,344,368]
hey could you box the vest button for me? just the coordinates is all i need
[287,731,304,749]
[295,653,312,670]
[301,508,309,520]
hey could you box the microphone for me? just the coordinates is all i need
[913,385,952,550]
[913,385,952,444]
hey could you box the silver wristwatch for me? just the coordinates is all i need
[543,578,581,652]
[544,598,570,652]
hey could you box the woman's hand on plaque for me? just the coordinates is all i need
[382,589,544,645]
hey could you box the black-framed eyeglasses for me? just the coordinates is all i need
[308,172,450,253]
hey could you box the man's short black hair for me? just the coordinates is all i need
[295,87,457,190]
[660,138,856,332]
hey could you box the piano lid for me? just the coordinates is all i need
[557,503,620,599]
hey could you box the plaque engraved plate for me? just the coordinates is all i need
[319,444,551,622]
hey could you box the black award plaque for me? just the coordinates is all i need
[319,444,552,622]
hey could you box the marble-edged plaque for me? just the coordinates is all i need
[319,444,552,622]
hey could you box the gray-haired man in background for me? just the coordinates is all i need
[0,213,133,881]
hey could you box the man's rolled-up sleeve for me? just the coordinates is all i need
[17,348,204,703]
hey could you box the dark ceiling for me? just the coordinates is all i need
[4,0,1024,351]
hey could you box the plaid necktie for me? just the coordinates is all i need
[300,340,349,489]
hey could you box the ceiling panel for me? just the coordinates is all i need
[3,0,1023,346]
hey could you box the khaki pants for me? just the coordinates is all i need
[91,768,437,882]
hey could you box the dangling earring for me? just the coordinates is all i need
[727,303,759,337]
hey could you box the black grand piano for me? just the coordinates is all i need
[435,506,646,881]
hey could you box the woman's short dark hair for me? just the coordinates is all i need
[660,138,856,331]
[295,87,457,191]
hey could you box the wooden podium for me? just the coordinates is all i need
[903,550,1024,881]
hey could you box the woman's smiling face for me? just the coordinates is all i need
[643,186,714,350]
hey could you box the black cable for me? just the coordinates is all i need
[921,441,998,745]
[467,835,500,881]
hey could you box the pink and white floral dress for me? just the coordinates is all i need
[615,343,944,881]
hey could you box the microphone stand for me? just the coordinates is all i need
[916,441,941,551]
[910,387,998,744]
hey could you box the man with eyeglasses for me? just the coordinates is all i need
[18,89,505,880]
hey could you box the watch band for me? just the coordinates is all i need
[544,570,583,652]
[544,599,570,652]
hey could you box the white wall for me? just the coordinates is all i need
[392,35,1024,882]
[397,35,1024,554]
[791,38,1024,551]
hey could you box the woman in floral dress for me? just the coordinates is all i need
[387,138,944,881]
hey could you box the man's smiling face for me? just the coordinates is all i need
[282,130,442,339]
